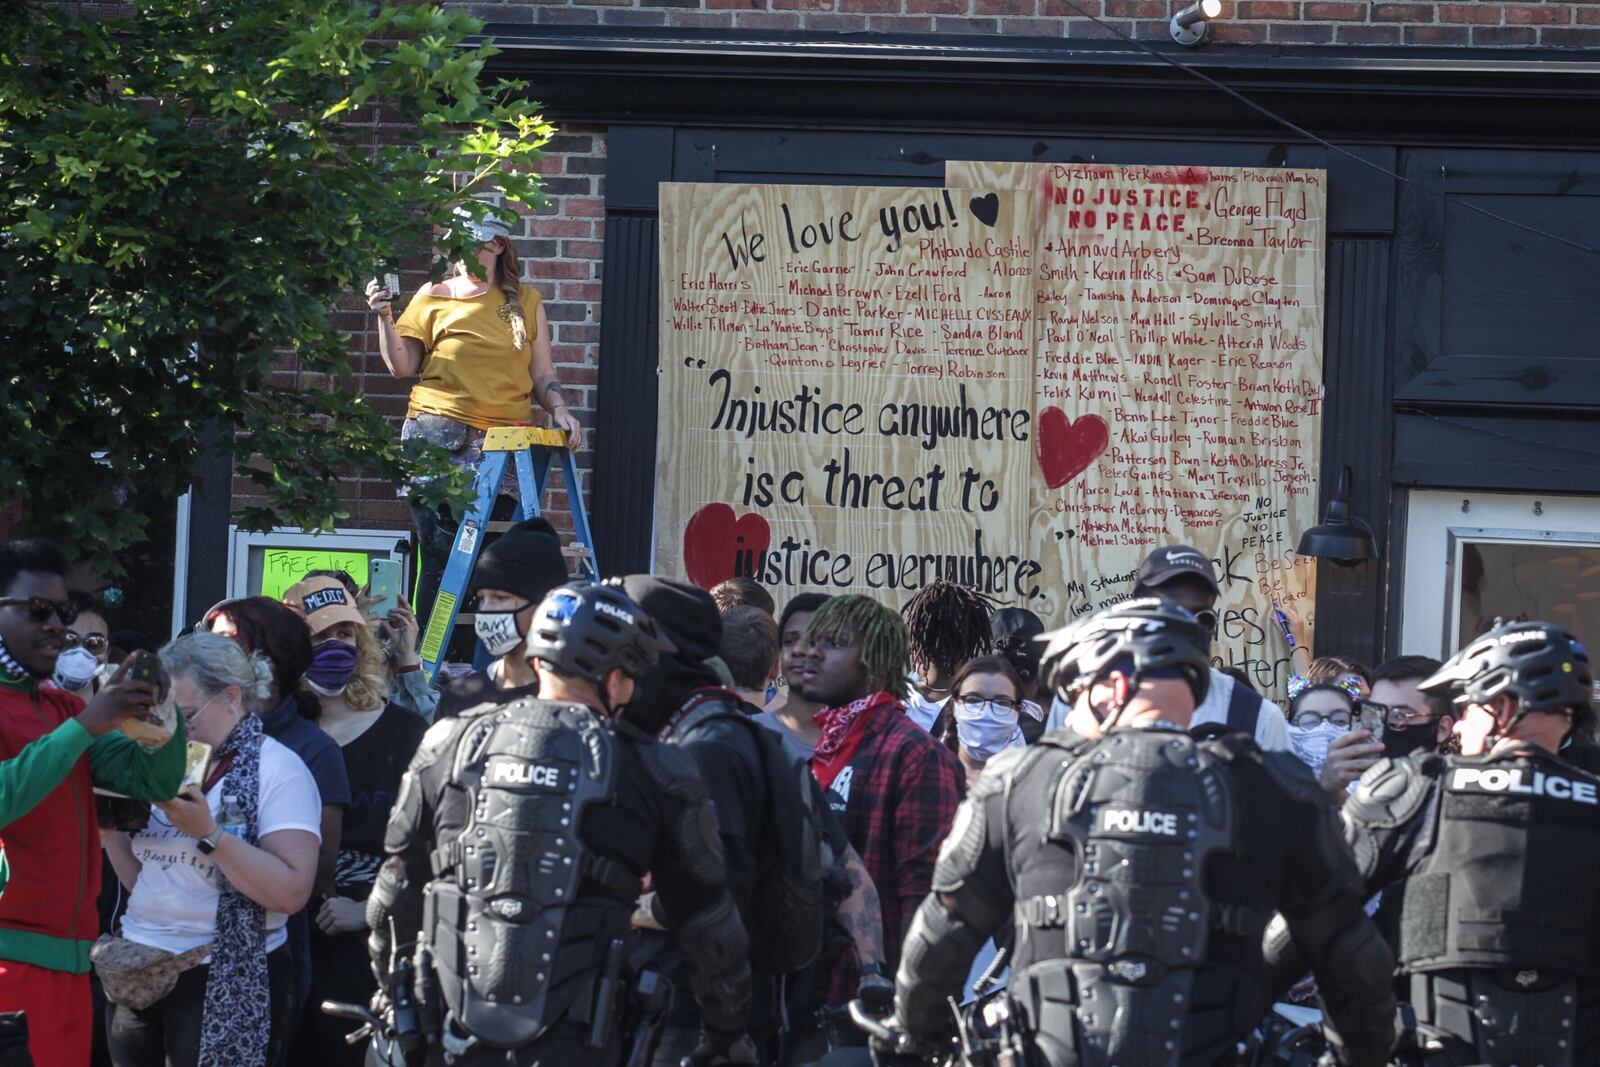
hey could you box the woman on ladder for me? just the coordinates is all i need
[364,208,582,620]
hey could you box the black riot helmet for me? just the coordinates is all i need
[1420,620,1593,738]
[525,580,675,687]
[1037,597,1212,726]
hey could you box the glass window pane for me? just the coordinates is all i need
[1455,541,1600,701]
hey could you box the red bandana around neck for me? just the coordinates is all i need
[811,690,900,790]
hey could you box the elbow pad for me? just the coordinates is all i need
[676,892,752,1036]
[1261,913,1312,1003]
[896,894,989,1043]
[1306,910,1397,1067]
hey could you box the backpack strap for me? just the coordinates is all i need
[1224,677,1263,738]
[659,686,747,743]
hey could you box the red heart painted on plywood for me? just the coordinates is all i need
[1035,408,1110,489]
[682,503,772,589]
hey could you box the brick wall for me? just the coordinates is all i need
[463,0,1600,47]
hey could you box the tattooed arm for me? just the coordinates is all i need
[838,842,886,972]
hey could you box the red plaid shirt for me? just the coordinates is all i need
[815,702,965,1006]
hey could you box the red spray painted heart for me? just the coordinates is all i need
[682,503,772,589]
[1035,407,1110,489]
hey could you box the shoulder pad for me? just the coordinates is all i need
[1259,750,1334,808]
[639,739,709,803]
[1034,728,1094,756]
[411,716,465,771]
[1200,730,1261,763]
[1346,755,1435,830]
[974,743,1031,787]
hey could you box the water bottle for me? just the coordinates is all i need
[219,794,247,842]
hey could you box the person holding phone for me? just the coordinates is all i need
[102,632,320,1067]
[365,209,582,619]
[0,540,187,1067]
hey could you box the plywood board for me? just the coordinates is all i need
[947,161,1325,694]
[655,183,1040,612]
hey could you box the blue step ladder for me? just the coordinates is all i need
[418,425,597,684]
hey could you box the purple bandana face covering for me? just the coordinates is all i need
[305,639,358,695]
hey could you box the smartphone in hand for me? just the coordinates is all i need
[182,741,214,791]
[384,273,400,298]
[129,652,162,689]
[368,558,403,620]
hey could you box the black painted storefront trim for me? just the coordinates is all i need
[482,27,1600,663]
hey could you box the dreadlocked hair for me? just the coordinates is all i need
[902,581,996,677]
[802,594,910,701]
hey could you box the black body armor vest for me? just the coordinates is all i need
[422,700,633,1049]
[1400,752,1600,979]
[1010,729,1259,1067]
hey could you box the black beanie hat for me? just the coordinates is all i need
[469,518,569,604]
[620,575,722,664]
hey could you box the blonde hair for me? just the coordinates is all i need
[340,622,389,712]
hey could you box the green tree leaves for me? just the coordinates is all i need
[1,0,555,569]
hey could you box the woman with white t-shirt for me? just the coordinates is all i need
[102,633,322,1067]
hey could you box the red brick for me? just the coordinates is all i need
[908,0,964,12]
[1303,1,1364,16]
[1472,22,1536,38]
[1540,23,1600,39]
[1403,22,1470,39]
[1505,3,1569,21]
[732,7,804,19]
[1579,6,1600,20]
[999,14,1065,29]
[1041,0,1102,12]
[1438,3,1503,20]
[837,0,902,11]
[1269,20,1335,39]
[1103,0,1164,14]
[1206,20,1268,40]
[1371,2,1433,18]
[772,0,833,11]
[1235,0,1298,16]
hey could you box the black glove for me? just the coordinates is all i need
[858,973,896,1017]
[865,1015,937,1067]
[680,1031,758,1067]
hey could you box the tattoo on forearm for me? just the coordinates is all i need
[840,856,886,967]
[536,376,566,410]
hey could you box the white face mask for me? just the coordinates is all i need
[1286,722,1344,777]
[954,699,1022,761]
[474,610,525,658]
[905,690,944,732]
[53,647,101,692]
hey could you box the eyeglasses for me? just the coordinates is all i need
[1361,699,1439,730]
[0,597,79,626]
[1291,709,1353,730]
[957,693,1021,712]
[63,631,108,654]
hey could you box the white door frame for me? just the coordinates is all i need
[1399,490,1600,659]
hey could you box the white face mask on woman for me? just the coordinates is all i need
[53,647,101,692]
[954,698,1022,762]
[1286,722,1344,777]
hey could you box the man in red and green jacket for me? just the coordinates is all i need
[0,540,186,1066]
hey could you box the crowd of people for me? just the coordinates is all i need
[0,218,1592,1067]
[1,514,1594,1067]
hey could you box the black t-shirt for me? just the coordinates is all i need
[434,666,538,720]
[337,704,428,899]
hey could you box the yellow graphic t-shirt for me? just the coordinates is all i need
[396,285,542,431]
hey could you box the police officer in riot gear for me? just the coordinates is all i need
[879,597,1396,1067]
[1327,619,1600,1066]
[367,581,755,1066]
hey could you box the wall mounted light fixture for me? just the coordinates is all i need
[1170,0,1223,46]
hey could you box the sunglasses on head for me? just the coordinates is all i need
[0,596,79,626]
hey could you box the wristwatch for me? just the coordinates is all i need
[196,827,226,855]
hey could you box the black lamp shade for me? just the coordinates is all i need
[1296,484,1378,563]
